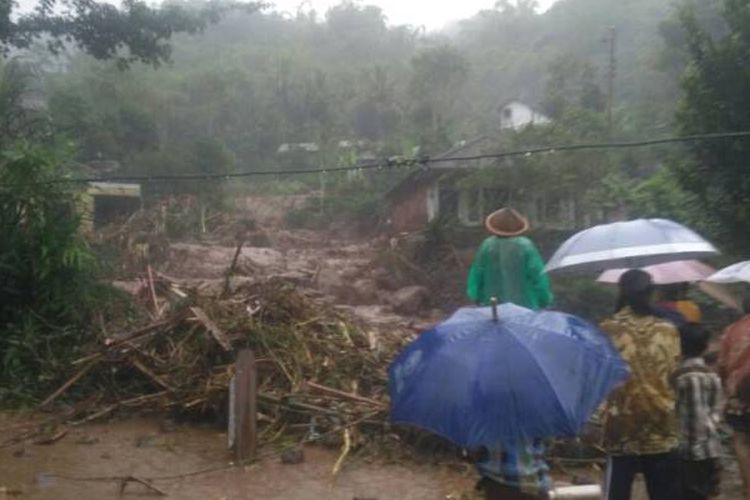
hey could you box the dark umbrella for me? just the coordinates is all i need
[389,304,629,448]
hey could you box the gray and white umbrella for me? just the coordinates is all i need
[545,218,719,273]
[706,261,750,284]
[597,260,715,284]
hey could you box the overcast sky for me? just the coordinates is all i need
[16,0,559,30]
[270,0,560,29]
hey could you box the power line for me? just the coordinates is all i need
[4,130,750,186]
[425,130,750,164]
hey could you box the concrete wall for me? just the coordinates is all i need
[80,182,141,233]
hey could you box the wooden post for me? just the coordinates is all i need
[233,349,257,463]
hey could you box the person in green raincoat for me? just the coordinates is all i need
[466,207,553,310]
[466,207,555,499]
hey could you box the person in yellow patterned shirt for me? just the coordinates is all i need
[599,269,682,500]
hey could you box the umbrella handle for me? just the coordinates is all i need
[491,297,498,322]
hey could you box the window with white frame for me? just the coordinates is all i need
[536,192,576,229]
[457,187,509,226]
[458,188,482,226]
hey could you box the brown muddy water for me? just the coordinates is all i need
[0,413,476,499]
[1,413,746,499]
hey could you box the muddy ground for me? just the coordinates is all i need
[0,414,477,499]
[2,197,747,499]
[3,413,745,499]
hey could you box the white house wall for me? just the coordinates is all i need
[427,183,440,222]
[499,101,551,130]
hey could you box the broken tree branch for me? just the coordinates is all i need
[119,475,167,496]
[147,265,160,318]
[39,360,98,409]
[32,428,68,445]
[305,381,385,408]
[190,306,231,352]
[131,359,175,391]
[70,392,168,426]
[72,317,181,366]
[331,427,352,477]
[223,237,245,297]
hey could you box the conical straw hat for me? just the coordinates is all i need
[485,207,530,237]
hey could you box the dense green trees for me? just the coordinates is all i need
[0,145,100,397]
[0,0,260,399]
[0,59,48,145]
[673,0,750,252]
[453,0,678,134]
[35,0,699,179]
[28,0,737,242]
[409,45,470,150]
[39,4,418,179]
[541,55,606,119]
[4,0,748,227]
[1,0,260,68]
[4,0,742,245]
[3,0,750,399]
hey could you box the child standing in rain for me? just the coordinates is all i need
[674,323,722,500]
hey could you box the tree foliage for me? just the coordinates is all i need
[541,55,606,119]
[465,104,613,225]
[0,58,49,145]
[0,145,104,398]
[34,0,703,182]
[454,0,677,133]
[674,0,750,251]
[40,5,420,178]
[30,0,710,235]
[3,0,748,399]
[0,0,267,401]
[2,0,260,68]
[409,45,470,151]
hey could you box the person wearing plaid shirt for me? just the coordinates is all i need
[474,438,551,499]
[674,323,722,500]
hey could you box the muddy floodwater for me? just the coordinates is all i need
[0,413,476,499]
[1,412,746,499]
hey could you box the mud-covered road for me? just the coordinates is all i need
[0,414,476,499]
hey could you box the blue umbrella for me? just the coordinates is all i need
[388,304,629,448]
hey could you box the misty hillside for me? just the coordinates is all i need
[455,0,677,131]
[39,0,700,176]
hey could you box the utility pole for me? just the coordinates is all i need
[605,26,617,131]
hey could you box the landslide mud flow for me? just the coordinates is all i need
[0,415,475,500]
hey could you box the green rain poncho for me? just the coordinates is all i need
[466,236,553,310]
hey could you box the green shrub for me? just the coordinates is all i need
[0,146,107,402]
[284,179,386,230]
[552,276,617,323]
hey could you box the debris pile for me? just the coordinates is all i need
[92,206,171,273]
[39,274,409,448]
